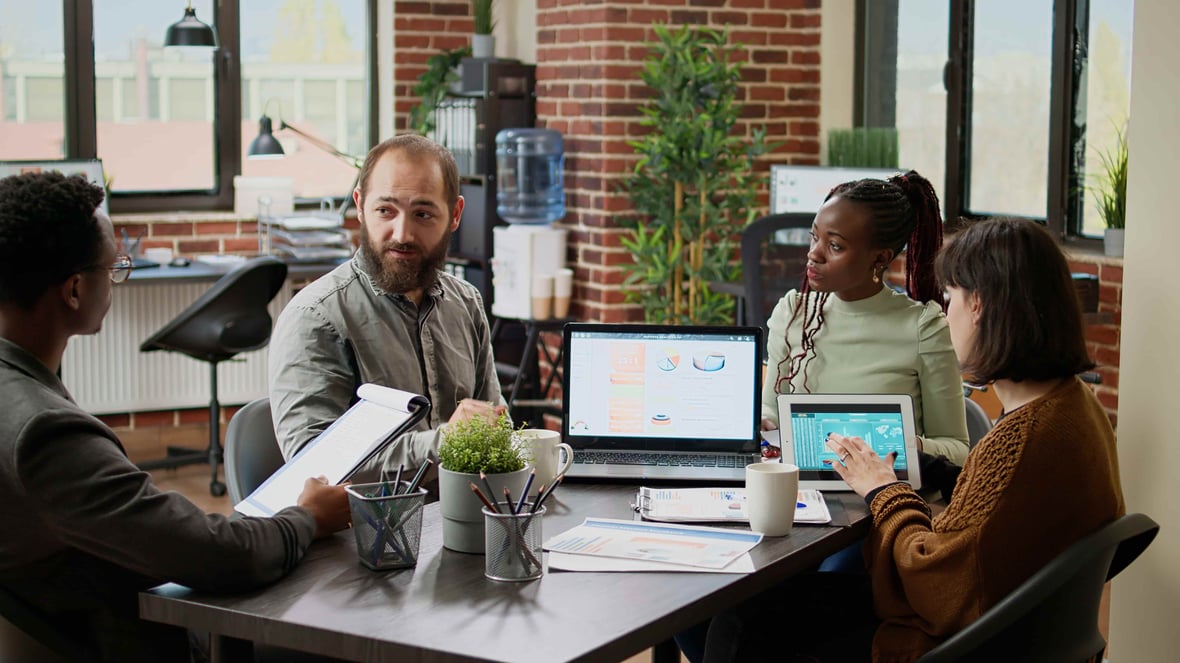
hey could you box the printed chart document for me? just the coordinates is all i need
[235,384,429,517]
[635,487,831,525]
[543,518,762,570]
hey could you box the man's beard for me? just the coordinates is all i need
[359,222,452,295]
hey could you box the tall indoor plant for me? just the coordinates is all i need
[620,25,772,325]
[1091,124,1128,257]
[437,412,529,553]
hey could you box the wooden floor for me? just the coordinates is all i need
[150,463,681,663]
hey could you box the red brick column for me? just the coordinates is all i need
[392,1,473,132]
[536,0,823,323]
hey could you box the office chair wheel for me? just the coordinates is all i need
[210,480,227,497]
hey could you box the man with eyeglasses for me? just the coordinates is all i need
[0,172,351,661]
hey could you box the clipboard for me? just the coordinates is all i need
[235,384,430,517]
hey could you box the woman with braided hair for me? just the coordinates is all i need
[760,170,969,465]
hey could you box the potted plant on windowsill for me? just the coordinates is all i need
[1092,124,1128,257]
[471,0,496,59]
[437,412,529,553]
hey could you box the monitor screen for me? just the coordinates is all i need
[562,324,762,453]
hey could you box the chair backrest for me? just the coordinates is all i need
[964,397,992,449]
[0,585,97,662]
[740,213,814,341]
[140,256,288,363]
[224,397,286,505]
[916,512,1160,663]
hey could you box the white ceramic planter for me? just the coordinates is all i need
[1104,228,1125,257]
[472,34,495,59]
[438,465,530,553]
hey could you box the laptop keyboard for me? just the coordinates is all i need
[573,451,749,468]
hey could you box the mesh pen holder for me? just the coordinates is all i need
[346,482,427,571]
[483,502,546,582]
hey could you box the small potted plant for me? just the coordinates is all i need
[471,0,496,59]
[437,412,530,553]
[1091,124,1128,257]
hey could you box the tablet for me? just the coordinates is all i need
[776,393,922,491]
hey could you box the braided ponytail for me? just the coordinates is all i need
[888,170,944,305]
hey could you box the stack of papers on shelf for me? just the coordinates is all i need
[544,518,762,573]
[634,487,832,525]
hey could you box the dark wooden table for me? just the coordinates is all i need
[140,484,870,663]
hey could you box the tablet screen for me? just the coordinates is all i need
[787,402,910,479]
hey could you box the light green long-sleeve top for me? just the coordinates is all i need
[761,286,970,465]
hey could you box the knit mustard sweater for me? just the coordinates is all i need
[864,377,1124,662]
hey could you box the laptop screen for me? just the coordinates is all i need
[562,323,762,454]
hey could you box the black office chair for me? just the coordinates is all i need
[224,397,286,505]
[0,585,98,662]
[740,213,814,341]
[138,256,288,496]
[964,398,992,449]
[916,512,1159,663]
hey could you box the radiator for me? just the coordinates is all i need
[62,280,297,415]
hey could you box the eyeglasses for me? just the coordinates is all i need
[83,254,134,283]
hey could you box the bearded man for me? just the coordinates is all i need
[269,134,504,482]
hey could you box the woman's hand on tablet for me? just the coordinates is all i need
[826,433,898,497]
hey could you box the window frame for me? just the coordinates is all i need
[57,0,378,213]
[857,0,1111,250]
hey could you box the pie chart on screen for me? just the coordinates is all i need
[656,348,680,371]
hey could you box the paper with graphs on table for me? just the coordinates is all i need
[543,518,762,570]
[634,487,831,525]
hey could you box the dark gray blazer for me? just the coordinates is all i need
[0,336,315,660]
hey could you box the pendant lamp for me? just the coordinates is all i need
[165,2,218,48]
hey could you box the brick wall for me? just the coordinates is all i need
[1069,254,1123,426]
[536,0,823,325]
[392,1,473,132]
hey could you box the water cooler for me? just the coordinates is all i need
[490,128,568,320]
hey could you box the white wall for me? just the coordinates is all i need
[496,0,538,64]
[1107,2,1180,659]
[820,0,856,164]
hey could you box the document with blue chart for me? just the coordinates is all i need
[561,323,763,482]
[776,394,922,491]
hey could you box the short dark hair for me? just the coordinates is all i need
[0,172,106,309]
[356,134,460,214]
[935,217,1093,383]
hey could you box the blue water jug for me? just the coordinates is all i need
[495,128,566,225]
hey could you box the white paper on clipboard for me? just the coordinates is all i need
[235,384,429,517]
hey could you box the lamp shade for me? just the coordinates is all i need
[247,116,286,159]
[164,6,218,48]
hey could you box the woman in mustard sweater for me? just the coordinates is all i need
[761,170,969,466]
[700,218,1124,662]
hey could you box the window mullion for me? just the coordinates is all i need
[63,0,97,159]
[944,0,973,226]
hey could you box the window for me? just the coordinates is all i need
[858,0,1134,245]
[0,0,376,211]
[0,2,66,159]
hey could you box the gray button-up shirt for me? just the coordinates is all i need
[268,251,500,482]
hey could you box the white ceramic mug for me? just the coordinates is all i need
[516,429,573,496]
[745,462,799,537]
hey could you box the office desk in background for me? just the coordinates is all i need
[62,258,342,414]
[140,484,871,663]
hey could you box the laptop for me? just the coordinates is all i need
[561,323,763,482]
[776,393,923,491]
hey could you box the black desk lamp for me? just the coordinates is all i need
[247,107,363,217]
[164,1,218,48]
